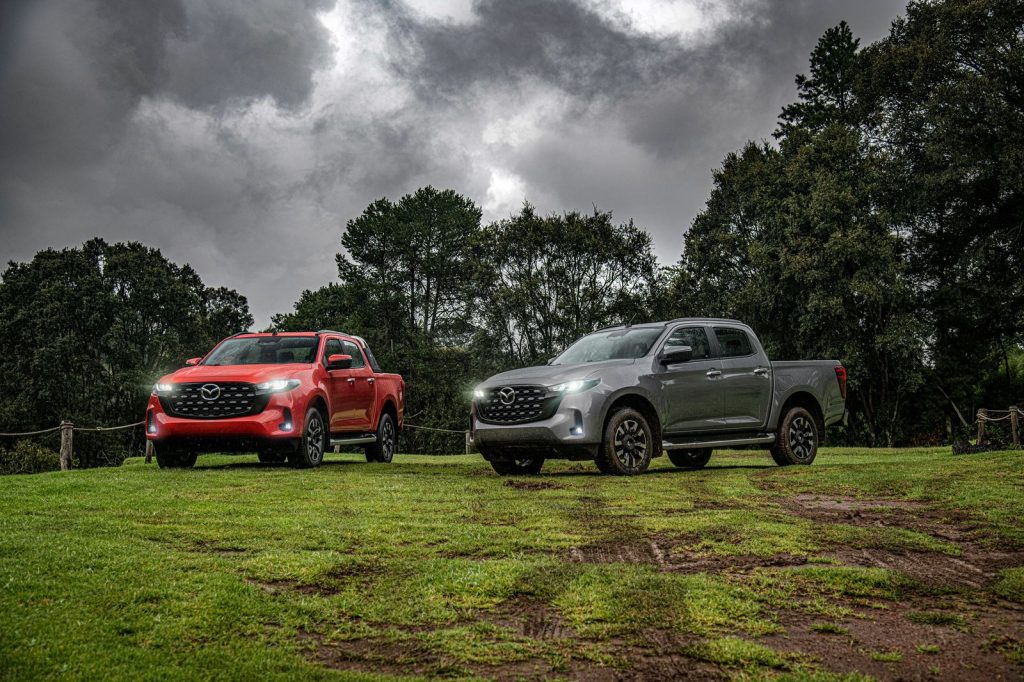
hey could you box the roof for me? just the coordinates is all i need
[595,317,746,332]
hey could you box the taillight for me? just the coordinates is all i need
[834,365,848,400]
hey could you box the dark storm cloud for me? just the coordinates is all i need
[0,0,908,327]
[0,0,331,170]
[368,0,905,160]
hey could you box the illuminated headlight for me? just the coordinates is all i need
[473,387,486,399]
[548,378,600,394]
[255,379,300,394]
[152,383,175,395]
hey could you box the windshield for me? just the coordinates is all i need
[202,337,319,366]
[552,327,664,365]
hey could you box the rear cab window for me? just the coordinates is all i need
[714,327,754,358]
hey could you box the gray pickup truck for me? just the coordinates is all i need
[471,318,846,475]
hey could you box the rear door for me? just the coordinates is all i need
[656,325,726,434]
[715,326,772,429]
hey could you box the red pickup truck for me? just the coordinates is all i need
[145,331,404,469]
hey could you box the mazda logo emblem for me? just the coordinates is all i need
[200,384,221,401]
[498,387,516,405]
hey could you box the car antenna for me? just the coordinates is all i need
[625,312,638,328]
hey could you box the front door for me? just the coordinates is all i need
[656,326,725,433]
[324,338,375,433]
[714,327,771,430]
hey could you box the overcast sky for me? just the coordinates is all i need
[0,0,906,329]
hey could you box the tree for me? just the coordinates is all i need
[474,204,660,366]
[337,186,482,344]
[0,239,252,465]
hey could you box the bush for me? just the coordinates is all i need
[0,440,61,475]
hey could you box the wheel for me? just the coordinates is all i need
[770,407,819,466]
[289,407,327,468]
[668,448,712,469]
[258,450,288,464]
[364,413,397,463]
[596,408,654,475]
[490,457,545,475]
[154,442,197,469]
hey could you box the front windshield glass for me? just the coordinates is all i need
[202,337,319,366]
[552,327,664,365]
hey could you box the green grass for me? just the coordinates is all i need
[0,446,1021,680]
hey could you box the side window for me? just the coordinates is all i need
[714,328,753,358]
[665,327,712,359]
[362,344,383,373]
[341,340,366,369]
[322,338,343,364]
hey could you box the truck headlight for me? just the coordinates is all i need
[548,378,599,394]
[152,383,175,395]
[255,379,300,394]
[473,387,486,399]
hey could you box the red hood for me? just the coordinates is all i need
[160,364,311,384]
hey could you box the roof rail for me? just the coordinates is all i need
[317,329,350,336]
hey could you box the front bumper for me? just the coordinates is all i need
[472,388,605,460]
[146,394,300,443]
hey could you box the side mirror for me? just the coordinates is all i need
[185,357,202,366]
[659,346,693,365]
[327,353,353,370]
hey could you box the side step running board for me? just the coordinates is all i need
[330,435,377,446]
[663,434,776,450]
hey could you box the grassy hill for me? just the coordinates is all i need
[1,448,1022,680]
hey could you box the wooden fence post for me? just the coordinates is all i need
[465,431,472,455]
[145,439,154,464]
[59,421,73,471]
[977,409,987,444]
[1011,406,1019,448]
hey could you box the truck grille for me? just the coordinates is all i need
[159,383,267,419]
[476,385,558,425]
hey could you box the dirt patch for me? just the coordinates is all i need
[299,596,724,681]
[567,535,809,573]
[783,494,1024,590]
[187,539,248,556]
[504,479,564,491]
[762,597,1024,681]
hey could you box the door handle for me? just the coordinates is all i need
[347,377,355,385]
[706,369,721,379]
[753,368,769,377]
[367,377,375,385]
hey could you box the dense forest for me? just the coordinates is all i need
[0,0,1020,462]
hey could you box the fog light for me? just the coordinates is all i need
[146,411,157,435]
[570,409,584,436]
[280,408,293,432]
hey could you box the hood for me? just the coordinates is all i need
[160,364,310,384]
[480,358,635,387]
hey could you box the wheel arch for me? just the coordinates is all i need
[601,392,662,451]
[378,399,399,431]
[776,391,825,438]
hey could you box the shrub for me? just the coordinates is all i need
[0,440,61,475]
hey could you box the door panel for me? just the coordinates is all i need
[714,327,771,429]
[323,337,375,433]
[657,325,726,433]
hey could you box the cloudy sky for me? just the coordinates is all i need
[0,0,906,328]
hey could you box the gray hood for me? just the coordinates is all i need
[480,358,636,388]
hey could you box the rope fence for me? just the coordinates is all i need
[0,420,147,470]
[975,407,1021,448]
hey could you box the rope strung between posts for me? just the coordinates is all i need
[403,423,465,435]
[74,421,145,432]
[0,425,62,437]
[0,421,145,437]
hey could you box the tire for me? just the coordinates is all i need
[668,448,712,469]
[289,407,327,469]
[770,406,819,466]
[258,450,288,464]
[365,413,397,463]
[596,408,654,475]
[154,442,197,469]
[490,457,545,475]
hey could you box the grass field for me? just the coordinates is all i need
[1,448,1023,681]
